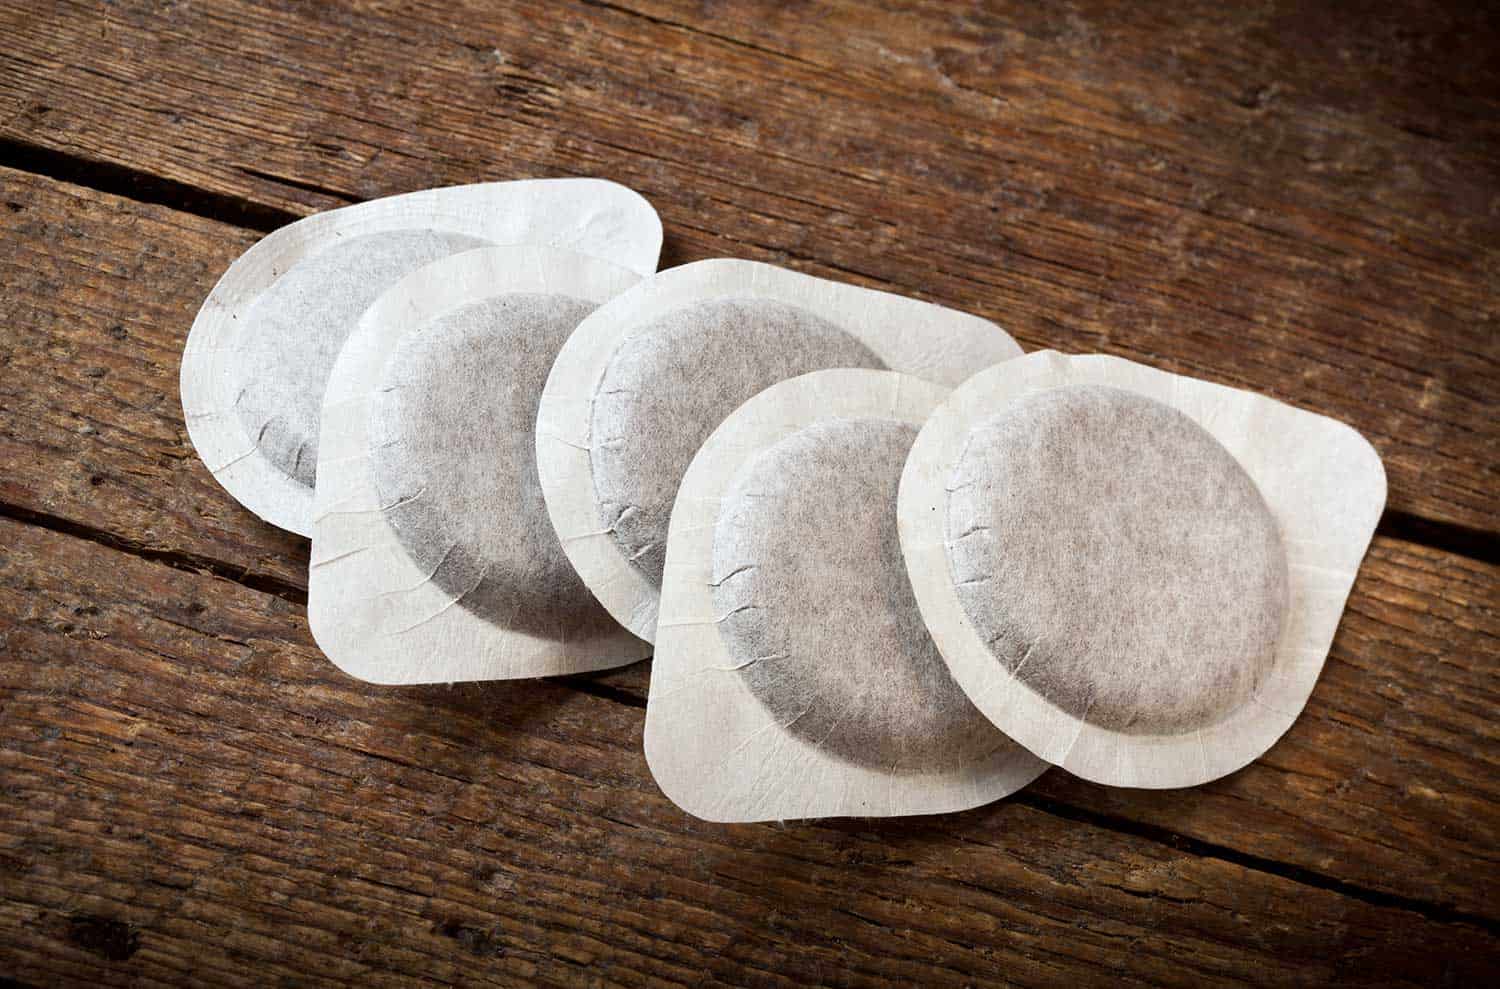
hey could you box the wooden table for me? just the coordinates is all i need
[1,2,1495,985]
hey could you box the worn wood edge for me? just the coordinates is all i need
[1,515,1495,988]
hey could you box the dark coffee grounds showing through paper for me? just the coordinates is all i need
[370,292,621,637]
[713,416,1016,775]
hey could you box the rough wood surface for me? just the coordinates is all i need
[1,517,1495,988]
[0,0,1496,531]
[1,0,1497,984]
[1,163,1497,919]
[0,169,298,592]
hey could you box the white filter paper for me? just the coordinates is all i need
[898,351,1387,788]
[181,180,662,535]
[646,369,1047,822]
[536,259,1023,644]
[307,246,652,684]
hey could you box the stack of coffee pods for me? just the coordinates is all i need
[182,180,1385,822]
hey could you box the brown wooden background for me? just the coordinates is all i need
[1,1,1496,985]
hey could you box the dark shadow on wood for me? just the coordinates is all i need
[1011,790,1500,934]
[0,135,303,234]
[1379,509,1499,566]
[0,499,309,605]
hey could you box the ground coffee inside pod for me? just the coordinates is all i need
[944,384,1289,735]
[369,292,617,636]
[233,229,488,486]
[590,298,886,586]
[713,416,1009,774]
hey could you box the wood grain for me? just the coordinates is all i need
[0,167,299,591]
[1,516,1495,988]
[1,166,1496,919]
[1,1,1497,983]
[0,0,1495,531]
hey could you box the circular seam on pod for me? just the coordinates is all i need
[943,384,1289,737]
[589,297,887,589]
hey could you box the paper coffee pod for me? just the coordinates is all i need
[646,369,1047,822]
[898,351,1386,788]
[182,180,661,534]
[536,259,1022,643]
[307,246,652,684]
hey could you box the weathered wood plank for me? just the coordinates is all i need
[0,168,299,590]
[0,0,1495,530]
[1,517,1494,988]
[1,164,1496,918]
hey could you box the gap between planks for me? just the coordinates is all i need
[0,495,1493,938]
